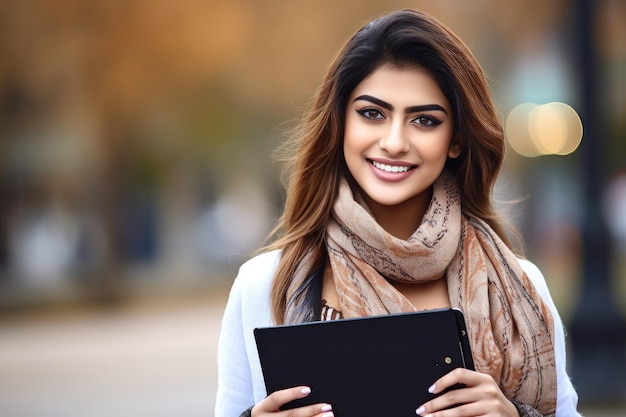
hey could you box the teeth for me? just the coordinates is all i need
[372,161,410,173]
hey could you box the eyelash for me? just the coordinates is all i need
[356,108,385,120]
[356,108,443,126]
[412,115,443,126]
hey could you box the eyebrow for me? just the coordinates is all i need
[353,94,448,115]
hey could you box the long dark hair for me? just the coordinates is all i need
[266,9,510,324]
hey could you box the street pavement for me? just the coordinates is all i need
[0,286,228,417]
[0,284,622,417]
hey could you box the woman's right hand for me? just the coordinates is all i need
[251,386,334,417]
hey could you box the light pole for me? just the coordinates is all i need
[568,0,626,406]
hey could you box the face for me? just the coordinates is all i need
[343,64,460,213]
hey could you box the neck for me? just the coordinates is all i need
[365,188,433,240]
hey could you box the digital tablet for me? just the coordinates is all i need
[254,308,474,416]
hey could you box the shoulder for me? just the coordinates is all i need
[234,249,281,289]
[238,249,282,272]
[227,250,281,315]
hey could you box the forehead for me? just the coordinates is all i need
[350,64,450,109]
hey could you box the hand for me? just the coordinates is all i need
[415,368,520,417]
[252,386,334,417]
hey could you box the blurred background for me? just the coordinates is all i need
[0,0,624,416]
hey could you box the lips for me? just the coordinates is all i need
[368,159,416,172]
[370,160,412,173]
[367,158,417,181]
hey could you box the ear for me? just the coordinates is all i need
[448,139,462,159]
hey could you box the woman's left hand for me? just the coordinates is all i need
[415,368,520,417]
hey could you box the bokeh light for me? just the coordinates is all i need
[505,102,583,157]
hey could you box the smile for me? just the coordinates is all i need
[370,160,414,173]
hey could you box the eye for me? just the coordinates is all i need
[411,115,443,127]
[356,108,385,120]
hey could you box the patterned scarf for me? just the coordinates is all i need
[285,171,557,415]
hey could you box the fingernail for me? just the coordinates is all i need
[300,387,311,395]
[322,413,334,417]
[321,404,332,412]
[428,383,436,394]
[415,405,425,415]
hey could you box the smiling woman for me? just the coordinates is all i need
[215,9,581,417]
[343,64,459,228]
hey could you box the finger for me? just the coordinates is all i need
[256,386,312,412]
[279,402,334,417]
[254,387,334,417]
[417,400,487,417]
[415,369,481,415]
[416,370,503,416]
[308,403,335,417]
[416,385,479,415]
[427,368,486,394]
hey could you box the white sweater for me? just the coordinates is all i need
[215,250,580,417]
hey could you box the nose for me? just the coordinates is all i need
[378,121,410,155]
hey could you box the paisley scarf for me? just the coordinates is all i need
[285,171,557,415]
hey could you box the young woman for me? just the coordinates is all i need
[215,9,580,417]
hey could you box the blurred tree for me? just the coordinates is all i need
[0,0,252,298]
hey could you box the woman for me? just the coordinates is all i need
[215,9,580,417]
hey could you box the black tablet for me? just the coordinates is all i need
[254,308,474,416]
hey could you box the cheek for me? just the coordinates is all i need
[343,122,360,154]
[344,118,376,151]
[415,131,455,158]
[343,137,362,168]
